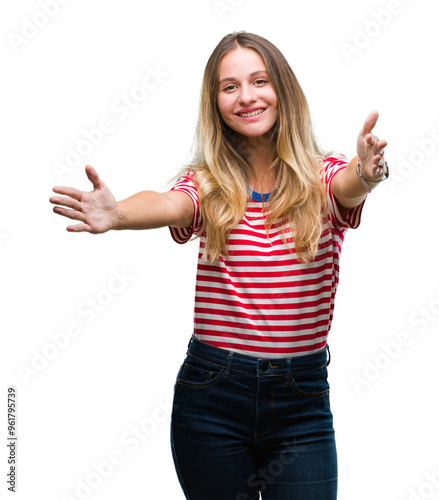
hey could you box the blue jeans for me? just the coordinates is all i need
[170,336,337,499]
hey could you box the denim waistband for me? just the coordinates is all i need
[185,335,330,377]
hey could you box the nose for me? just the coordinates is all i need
[238,84,257,106]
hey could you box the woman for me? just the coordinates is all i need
[50,31,388,499]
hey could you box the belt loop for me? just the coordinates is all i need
[326,344,331,367]
[285,358,291,384]
[225,353,233,378]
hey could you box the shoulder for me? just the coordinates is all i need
[178,166,206,183]
[169,167,201,190]
[318,152,350,167]
[316,152,350,181]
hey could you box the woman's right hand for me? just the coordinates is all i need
[49,165,118,233]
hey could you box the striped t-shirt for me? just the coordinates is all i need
[169,153,366,358]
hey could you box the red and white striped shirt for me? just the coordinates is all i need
[169,153,366,358]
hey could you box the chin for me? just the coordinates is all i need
[239,128,273,139]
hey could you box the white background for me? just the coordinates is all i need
[1,1,439,499]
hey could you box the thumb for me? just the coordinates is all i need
[84,164,104,191]
[361,110,379,137]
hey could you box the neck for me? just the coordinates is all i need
[239,133,277,193]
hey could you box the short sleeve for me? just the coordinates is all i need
[319,153,367,231]
[168,171,203,244]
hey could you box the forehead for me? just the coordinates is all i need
[218,46,267,81]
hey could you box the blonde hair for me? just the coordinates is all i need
[179,31,332,263]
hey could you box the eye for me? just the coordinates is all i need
[222,84,237,92]
[254,79,268,85]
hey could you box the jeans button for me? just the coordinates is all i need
[260,361,269,372]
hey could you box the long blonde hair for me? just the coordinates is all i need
[180,31,331,263]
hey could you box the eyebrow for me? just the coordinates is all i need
[218,70,268,86]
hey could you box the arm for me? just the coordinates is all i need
[49,164,194,233]
[332,110,388,211]
[116,190,194,230]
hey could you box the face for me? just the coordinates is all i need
[217,46,278,140]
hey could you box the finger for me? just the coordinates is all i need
[66,223,92,232]
[49,196,82,211]
[52,206,86,222]
[361,110,379,137]
[365,134,380,148]
[377,139,387,152]
[371,139,387,155]
[366,137,387,154]
[85,164,103,191]
[365,133,376,146]
[52,186,84,201]
[368,161,384,178]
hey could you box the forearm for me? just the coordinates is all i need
[332,156,378,209]
[115,191,179,230]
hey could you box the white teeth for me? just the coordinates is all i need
[239,109,264,118]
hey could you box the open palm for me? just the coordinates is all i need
[49,165,118,233]
[357,110,388,180]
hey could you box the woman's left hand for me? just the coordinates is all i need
[357,110,388,180]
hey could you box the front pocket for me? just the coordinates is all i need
[290,365,329,398]
[177,359,226,388]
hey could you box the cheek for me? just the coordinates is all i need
[217,101,236,128]
[270,96,279,120]
[217,96,232,118]
[269,91,278,109]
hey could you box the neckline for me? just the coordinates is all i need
[251,190,272,202]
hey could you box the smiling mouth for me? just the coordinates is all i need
[237,108,266,118]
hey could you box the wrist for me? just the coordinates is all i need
[114,203,125,230]
[356,157,389,193]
